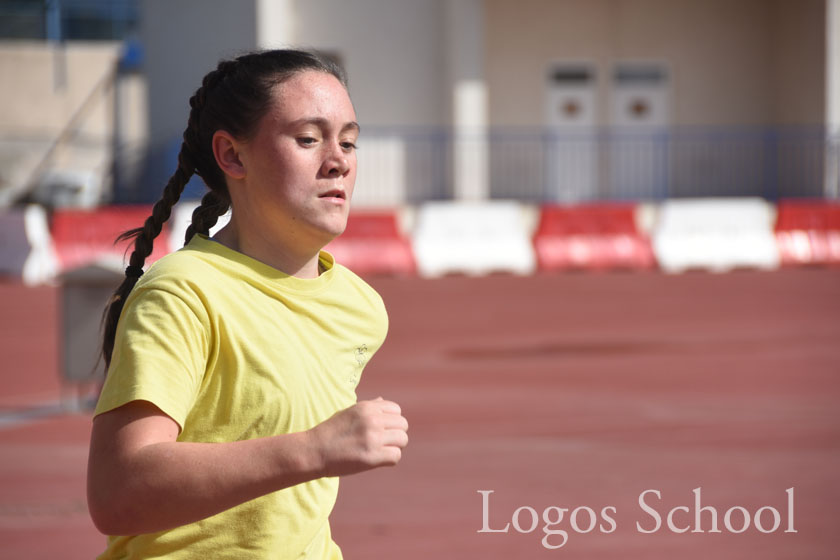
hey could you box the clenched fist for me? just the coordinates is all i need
[308,397,409,477]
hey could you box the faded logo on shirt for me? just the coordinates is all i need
[349,344,369,385]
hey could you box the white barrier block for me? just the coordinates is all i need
[652,198,780,273]
[23,205,60,284]
[0,204,58,285]
[411,201,536,277]
[0,205,60,284]
[169,201,231,251]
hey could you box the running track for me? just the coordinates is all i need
[1,268,838,558]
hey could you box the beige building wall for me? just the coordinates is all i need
[0,41,131,205]
[0,41,120,135]
[292,0,448,128]
[290,0,450,205]
[486,0,825,127]
[142,0,259,170]
[1,0,825,206]
[139,0,450,205]
[771,0,825,125]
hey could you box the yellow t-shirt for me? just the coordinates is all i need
[94,234,388,559]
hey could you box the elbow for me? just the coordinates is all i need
[87,470,115,534]
[88,503,117,536]
[87,487,131,536]
[88,477,180,536]
[88,454,159,535]
[87,479,147,536]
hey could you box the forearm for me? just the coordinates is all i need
[88,398,407,536]
[88,430,321,535]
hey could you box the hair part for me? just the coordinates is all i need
[101,49,347,368]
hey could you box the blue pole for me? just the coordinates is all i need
[46,0,66,91]
[45,0,61,42]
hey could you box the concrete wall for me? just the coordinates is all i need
[4,0,824,206]
[771,0,825,125]
[139,0,258,201]
[139,0,449,205]
[287,0,449,205]
[290,0,448,127]
[0,41,125,205]
[142,0,448,135]
[142,0,258,147]
[0,41,119,135]
[485,0,825,127]
[484,0,827,200]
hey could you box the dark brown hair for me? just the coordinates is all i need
[101,49,347,368]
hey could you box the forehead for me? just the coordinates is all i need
[266,70,355,122]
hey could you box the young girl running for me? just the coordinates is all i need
[87,49,409,559]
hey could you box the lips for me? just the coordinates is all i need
[319,189,346,200]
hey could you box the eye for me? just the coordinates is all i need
[340,141,357,151]
[297,136,317,146]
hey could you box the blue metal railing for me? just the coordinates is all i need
[415,125,834,202]
[145,125,838,204]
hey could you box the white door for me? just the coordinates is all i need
[608,63,670,199]
[544,63,599,202]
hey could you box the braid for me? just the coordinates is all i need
[180,61,236,244]
[185,189,230,244]
[100,91,208,368]
[100,151,194,368]
[99,61,237,369]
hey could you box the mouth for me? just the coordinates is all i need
[318,189,346,201]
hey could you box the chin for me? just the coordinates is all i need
[316,219,349,244]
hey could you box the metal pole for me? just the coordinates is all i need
[46,0,66,91]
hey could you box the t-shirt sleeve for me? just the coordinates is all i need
[94,286,209,431]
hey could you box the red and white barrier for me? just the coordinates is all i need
[52,206,172,273]
[411,201,536,277]
[652,198,780,273]
[325,210,416,276]
[533,203,656,271]
[8,198,839,284]
[172,204,414,276]
[774,200,840,266]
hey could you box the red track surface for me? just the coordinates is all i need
[1,269,839,559]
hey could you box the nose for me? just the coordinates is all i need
[321,141,351,178]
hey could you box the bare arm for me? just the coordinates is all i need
[87,398,408,536]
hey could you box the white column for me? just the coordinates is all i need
[445,0,488,201]
[256,0,295,48]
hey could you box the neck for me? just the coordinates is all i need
[212,220,324,279]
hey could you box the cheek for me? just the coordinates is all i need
[347,154,358,180]
[345,167,358,196]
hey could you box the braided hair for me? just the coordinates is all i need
[101,49,347,368]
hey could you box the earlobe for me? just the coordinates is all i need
[212,131,246,180]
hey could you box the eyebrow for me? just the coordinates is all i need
[289,117,360,133]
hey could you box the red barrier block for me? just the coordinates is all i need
[325,210,416,276]
[774,200,840,266]
[534,204,656,271]
[52,206,172,272]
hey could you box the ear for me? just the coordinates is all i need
[212,130,246,180]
